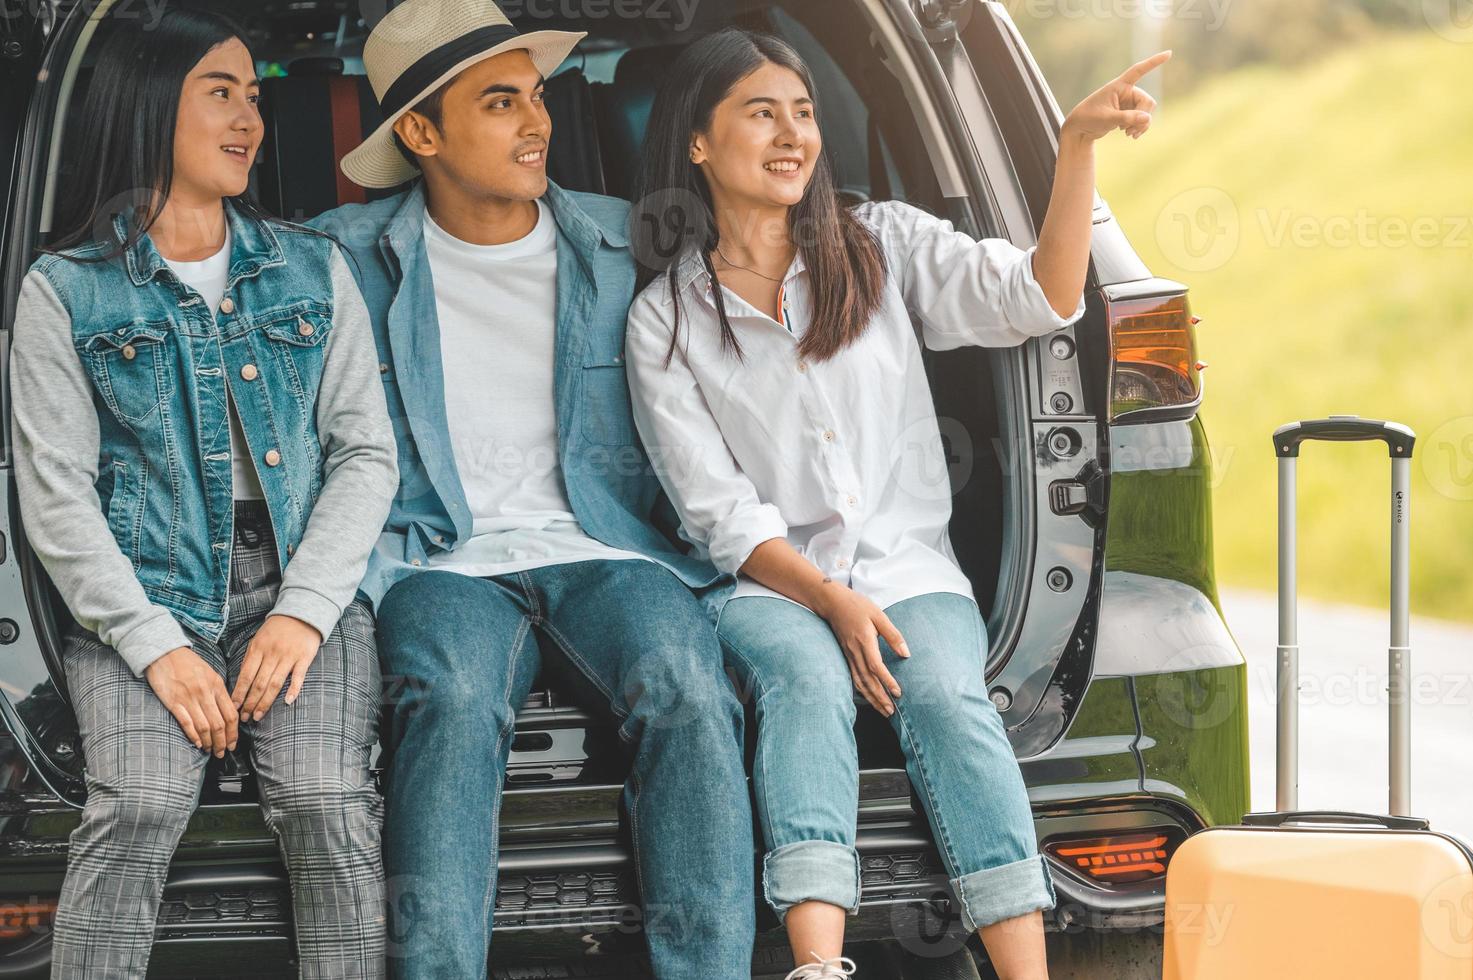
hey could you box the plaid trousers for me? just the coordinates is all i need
[50,502,385,979]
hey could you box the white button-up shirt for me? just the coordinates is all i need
[625,200,1087,612]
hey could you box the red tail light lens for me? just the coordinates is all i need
[0,900,56,941]
[1044,828,1186,886]
[1107,292,1202,421]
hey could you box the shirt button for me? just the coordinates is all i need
[219,297,235,315]
[121,344,136,360]
[240,363,258,381]
[836,558,849,569]
[379,363,390,375]
[796,362,808,374]
[822,430,835,442]
[846,495,858,507]
[297,317,315,337]
[286,542,295,556]
[410,558,422,567]
[264,448,282,467]
[433,534,445,544]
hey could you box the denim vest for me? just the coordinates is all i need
[30,202,340,641]
[310,181,731,610]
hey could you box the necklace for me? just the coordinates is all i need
[713,243,789,283]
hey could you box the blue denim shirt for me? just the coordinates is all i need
[310,181,729,608]
[20,202,395,661]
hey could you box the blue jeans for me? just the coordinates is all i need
[376,559,754,979]
[716,591,1054,932]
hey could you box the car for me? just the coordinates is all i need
[0,1,1245,977]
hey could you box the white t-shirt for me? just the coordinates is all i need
[422,201,647,578]
[162,227,265,501]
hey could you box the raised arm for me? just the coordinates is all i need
[863,199,1086,350]
[1034,50,1172,318]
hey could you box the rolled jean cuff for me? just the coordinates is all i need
[953,854,1056,931]
[763,840,861,920]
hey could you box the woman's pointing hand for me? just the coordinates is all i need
[1064,50,1172,143]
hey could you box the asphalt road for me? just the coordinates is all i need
[1220,587,1473,841]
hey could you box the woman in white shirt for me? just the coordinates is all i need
[625,28,1167,980]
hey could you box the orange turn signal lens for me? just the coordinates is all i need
[1108,292,1201,421]
[0,900,56,940]
[1044,828,1184,886]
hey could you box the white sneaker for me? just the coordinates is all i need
[783,952,858,980]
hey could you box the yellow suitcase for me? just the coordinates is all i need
[1163,417,1473,978]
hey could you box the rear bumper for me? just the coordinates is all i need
[0,789,1188,978]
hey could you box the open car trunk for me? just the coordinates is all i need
[9,0,1038,798]
[0,1,1120,965]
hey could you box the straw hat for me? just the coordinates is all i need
[341,0,585,188]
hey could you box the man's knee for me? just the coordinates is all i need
[376,571,472,643]
[616,637,745,748]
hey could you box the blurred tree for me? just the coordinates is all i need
[1001,0,1428,107]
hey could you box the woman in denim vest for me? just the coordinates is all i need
[9,11,397,978]
[627,29,1167,980]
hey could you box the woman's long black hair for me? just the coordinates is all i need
[43,8,280,261]
[630,28,887,366]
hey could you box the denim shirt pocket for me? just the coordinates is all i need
[258,304,334,402]
[579,348,637,447]
[75,321,172,425]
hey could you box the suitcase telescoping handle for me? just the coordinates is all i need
[1272,416,1416,816]
[1241,809,1430,831]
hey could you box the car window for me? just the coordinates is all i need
[38,1,956,230]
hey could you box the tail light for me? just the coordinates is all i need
[1043,827,1187,887]
[0,900,55,941]
[1107,291,1203,422]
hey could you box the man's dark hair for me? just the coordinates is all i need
[392,78,455,169]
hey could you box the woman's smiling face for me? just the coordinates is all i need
[692,61,820,213]
[171,38,262,204]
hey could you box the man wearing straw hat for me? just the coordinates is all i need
[311,2,755,976]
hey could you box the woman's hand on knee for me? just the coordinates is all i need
[231,614,324,722]
[815,586,910,717]
[146,646,238,757]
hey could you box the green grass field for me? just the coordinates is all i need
[1093,31,1473,623]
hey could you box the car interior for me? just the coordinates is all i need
[29,0,1020,775]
